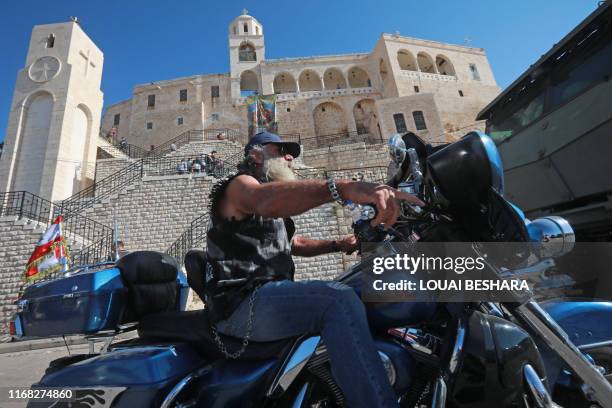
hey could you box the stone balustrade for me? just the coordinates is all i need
[399,70,458,82]
[236,87,376,104]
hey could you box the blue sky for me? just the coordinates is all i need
[0,0,600,142]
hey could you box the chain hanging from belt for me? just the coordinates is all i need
[210,277,260,360]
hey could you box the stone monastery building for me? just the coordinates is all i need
[0,11,501,333]
[104,10,500,155]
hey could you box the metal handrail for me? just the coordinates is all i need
[147,129,245,158]
[99,130,149,159]
[0,191,114,275]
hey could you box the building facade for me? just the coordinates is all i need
[102,11,501,152]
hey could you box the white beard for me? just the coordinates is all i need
[263,156,296,181]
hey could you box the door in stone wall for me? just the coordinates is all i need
[313,102,348,140]
[353,99,379,139]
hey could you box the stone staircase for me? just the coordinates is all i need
[97,137,130,159]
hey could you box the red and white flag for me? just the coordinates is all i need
[24,215,71,281]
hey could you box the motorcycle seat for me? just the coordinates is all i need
[138,309,295,360]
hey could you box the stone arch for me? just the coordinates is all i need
[240,70,259,94]
[353,99,378,136]
[435,54,455,76]
[323,68,347,90]
[313,101,348,137]
[239,41,256,62]
[298,69,322,91]
[273,72,297,94]
[62,104,91,196]
[417,52,436,73]
[10,91,54,195]
[379,58,389,82]
[347,66,371,88]
[397,49,418,71]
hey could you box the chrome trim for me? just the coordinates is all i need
[579,339,612,351]
[523,364,553,408]
[431,376,447,408]
[516,302,612,406]
[449,319,465,374]
[291,382,309,408]
[160,372,195,408]
[528,216,575,258]
[378,351,397,386]
[267,336,321,397]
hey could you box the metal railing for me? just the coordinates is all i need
[300,131,383,149]
[99,131,149,159]
[0,191,114,269]
[167,212,209,265]
[239,50,257,62]
[148,129,245,158]
[278,133,302,144]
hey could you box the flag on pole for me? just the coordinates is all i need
[23,215,71,282]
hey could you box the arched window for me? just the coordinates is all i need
[435,55,456,76]
[323,68,347,90]
[348,67,371,88]
[240,70,259,96]
[46,33,55,48]
[417,52,436,73]
[239,42,256,62]
[397,50,417,71]
[273,72,297,94]
[243,23,248,33]
[298,70,322,91]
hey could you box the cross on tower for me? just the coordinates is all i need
[242,8,248,15]
[79,49,96,77]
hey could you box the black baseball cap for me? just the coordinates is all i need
[244,131,301,158]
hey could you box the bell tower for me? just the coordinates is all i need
[0,19,104,201]
[228,9,265,99]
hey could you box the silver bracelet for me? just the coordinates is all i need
[326,177,348,206]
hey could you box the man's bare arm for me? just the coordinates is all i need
[221,175,336,220]
[220,174,425,227]
[292,235,358,257]
[291,236,337,257]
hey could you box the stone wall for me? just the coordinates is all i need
[302,142,389,170]
[83,174,213,253]
[0,217,48,334]
[94,158,133,183]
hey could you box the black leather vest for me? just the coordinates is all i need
[205,174,296,322]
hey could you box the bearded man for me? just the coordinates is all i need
[204,131,423,408]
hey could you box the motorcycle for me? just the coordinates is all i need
[12,131,612,407]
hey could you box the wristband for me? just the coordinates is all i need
[326,177,348,206]
[331,240,339,252]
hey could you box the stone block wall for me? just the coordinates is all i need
[83,174,214,253]
[302,142,389,170]
[95,158,134,183]
[0,218,49,334]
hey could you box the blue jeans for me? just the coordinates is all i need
[216,280,399,408]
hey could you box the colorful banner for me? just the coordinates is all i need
[247,94,277,137]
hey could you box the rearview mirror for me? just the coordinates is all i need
[388,134,406,165]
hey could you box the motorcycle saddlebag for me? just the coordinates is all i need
[15,266,128,337]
